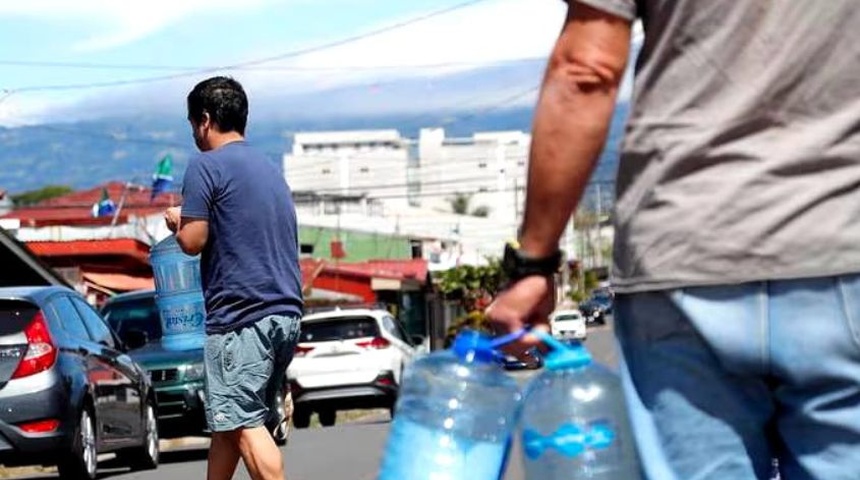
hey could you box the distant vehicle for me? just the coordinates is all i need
[550,309,588,340]
[0,287,158,480]
[287,307,420,428]
[100,289,291,445]
[498,347,544,371]
[578,300,607,325]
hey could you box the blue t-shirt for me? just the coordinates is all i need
[181,141,303,334]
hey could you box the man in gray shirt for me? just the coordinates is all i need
[488,1,860,479]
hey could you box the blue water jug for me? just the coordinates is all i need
[378,330,523,480]
[149,235,206,351]
[520,331,641,480]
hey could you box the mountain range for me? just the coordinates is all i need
[0,58,629,197]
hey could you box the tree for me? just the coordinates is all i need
[471,205,491,217]
[435,260,506,346]
[448,192,472,215]
[11,185,74,206]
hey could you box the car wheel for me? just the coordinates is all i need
[269,387,292,446]
[292,406,311,429]
[118,401,159,470]
[58,407,97,480]
[319,409,336,427]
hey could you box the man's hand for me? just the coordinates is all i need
[485,275,556,350]
[164,207,181,233]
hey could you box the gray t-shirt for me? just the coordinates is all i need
[578,0,860,292]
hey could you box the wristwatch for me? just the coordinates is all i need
[501,242,563,281]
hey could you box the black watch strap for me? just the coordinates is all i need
[501,242,563,281]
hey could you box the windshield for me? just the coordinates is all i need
[300,317,380,343]
[101,297,162,344]
[554,314,583,323]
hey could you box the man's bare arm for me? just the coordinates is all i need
[519,2,632,258]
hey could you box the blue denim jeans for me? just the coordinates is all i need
[615,274,860,480]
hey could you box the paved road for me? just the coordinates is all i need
[7,321,618,480]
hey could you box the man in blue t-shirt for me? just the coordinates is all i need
[165,76,303,480]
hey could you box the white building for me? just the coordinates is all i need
[415,128,530,224]
[284,130,413,209]
[283,128,531,222]
[282,127,533,267]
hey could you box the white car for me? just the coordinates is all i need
[550,309,588,340]
[286,308,420,428]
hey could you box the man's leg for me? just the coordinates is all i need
[203,317,289,480]
[769,275,860,480]
[207,431,241,480]
[238,426,285,480]
[614,285,775,479]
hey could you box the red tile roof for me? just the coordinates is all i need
[2,181,179,227]
[27,238,152,264]
[83,272,154,292]
[300,258,429,283]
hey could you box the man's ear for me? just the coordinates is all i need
[200,111,211,130]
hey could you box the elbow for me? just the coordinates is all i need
[175,234,204,256]
[545,47,627,98]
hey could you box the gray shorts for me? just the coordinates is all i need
[204,314,301,432]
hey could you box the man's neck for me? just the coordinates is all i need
[208,131,245,150]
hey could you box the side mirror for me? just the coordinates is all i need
[124,329,149,351]
[410,335,425,347]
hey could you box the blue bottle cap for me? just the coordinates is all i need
[451,330,496,363]
[533,330,593,371]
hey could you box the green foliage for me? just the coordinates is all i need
[435,259,506,341]
[448,192,472,215]
[443,310,492,348]
[436,259,505,311]
[471,205,491,217]
[11,185,73,206]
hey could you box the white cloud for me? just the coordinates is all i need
[0,0,643,124]
[0,0,277,52]
[243,0,567,90]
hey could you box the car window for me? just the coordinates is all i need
[49,296,92,342]
[300,317,381,343]
[72,298,116,348]
[381,315,408,342]
[101,296,162,344]
[555,314,583,322]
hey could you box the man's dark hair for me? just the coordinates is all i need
[187,76,248,135]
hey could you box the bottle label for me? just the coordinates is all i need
[522,420,615,460]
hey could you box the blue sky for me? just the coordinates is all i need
[0,0,642,126]
[0,0,574,125]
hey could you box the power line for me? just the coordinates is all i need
[5,0,494,94]
[0,57,543,73]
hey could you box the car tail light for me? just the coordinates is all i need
[294,344,315,357]
[374,371,395,386]
[356,337,390,350]
[18,418,60,434]
[11,312,57,380]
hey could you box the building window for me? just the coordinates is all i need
[360,167,369,173]
[478,162,488,168]
[322,168,331,174]
[478,187,489,193]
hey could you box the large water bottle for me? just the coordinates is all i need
[520,331,641,480]
[149,235,206,351]
[378,330,523,480]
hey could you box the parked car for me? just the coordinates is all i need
[550,309,588,340]
[578,300,607,325]
[498,347,544,370]
[0,286,158,479]
[287,307,420,428]
[100,289,292,445]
